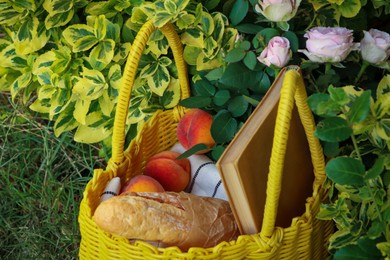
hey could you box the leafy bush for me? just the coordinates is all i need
[0,0,237,153]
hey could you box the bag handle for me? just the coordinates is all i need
[111,20,190,164]
[260,66,326,238]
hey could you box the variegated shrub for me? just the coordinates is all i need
[0,0,237,148]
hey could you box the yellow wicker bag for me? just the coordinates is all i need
[78,20,333,259]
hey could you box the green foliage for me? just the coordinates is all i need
[310,80,390,258]
[0,0,238,151]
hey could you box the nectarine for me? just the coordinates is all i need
[144,151,190,192]
[120,175,165,194]
[177,109,215,154]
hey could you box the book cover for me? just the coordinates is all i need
[216,67,315,235]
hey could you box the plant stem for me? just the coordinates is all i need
[325,63,332,74]
[354,61,370,85]
[351,134,362,161]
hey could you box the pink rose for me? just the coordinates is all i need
[255,0,302,22]
[299,27,356,63]
[360,29,390,65]
[257,36,290,68]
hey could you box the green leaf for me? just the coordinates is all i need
[258,28,280,45]
[194,79,216,96]
[219,62,261,90]
[328,85,349,106]
[243,51,257,70]
[347,90,371,123]
[236,24,264,34]
[227,95,248,117]
[229,0,248,26]
[183,45,202,65]
[225,48,246,63]
[180,96,212,108]
[282,31,298,52]
[213,90,231,106]
[365,156,385,180]
[367,220,386,239]
[326,157,365,186]
[211,110,238,143]
[323,141,340,157]
[315,117,352,142]
[176,143,209,159]
[338,0,361,18]
[205,67,224,81]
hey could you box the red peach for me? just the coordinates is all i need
[120,175,165,194]
[144,151,190,192]
[177,109,215,154]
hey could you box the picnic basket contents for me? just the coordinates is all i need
[78,19,333,259]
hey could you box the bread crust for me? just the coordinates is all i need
[93,192,190,244]
[93,191,239,250]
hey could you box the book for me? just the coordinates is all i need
[216,67,315,235]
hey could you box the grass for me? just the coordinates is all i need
[0,93,104,259]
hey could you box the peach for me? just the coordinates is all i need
[120,175,165,194]
[177,108,215,154]
[144,151,190,192]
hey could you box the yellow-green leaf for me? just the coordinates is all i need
[94,15,107,41]
[181,28,204,48]
[62,24,96,51]
[72,68,107,100]
[337,0,361,18]
[147,65,170,96]
[196,52,222,71]
[98,90,115,116]
[112,42,131,63]
[53,102,79,137]
[160,77,180,109]
[89,39,115,70]
[73,98,91,125]
[29,98,51,114]
[108,64,122,90]
[14,17,50,55]
[43,0,73,13]
[74,112,112,143]
[49,89,72,120]
[45,9,74,29]
[37,84,56,100]
[373,93,390,118]
[377,75,390,99]
[201,12,214,36]
[10,72,32,100]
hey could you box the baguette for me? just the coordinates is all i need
[93,191,240,250]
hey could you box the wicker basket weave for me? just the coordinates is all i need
[78,20,333,259]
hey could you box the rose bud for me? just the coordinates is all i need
[257,36,291,68]
[360,29,390,65]
[255,0,302,22]
[299,27,357,63]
